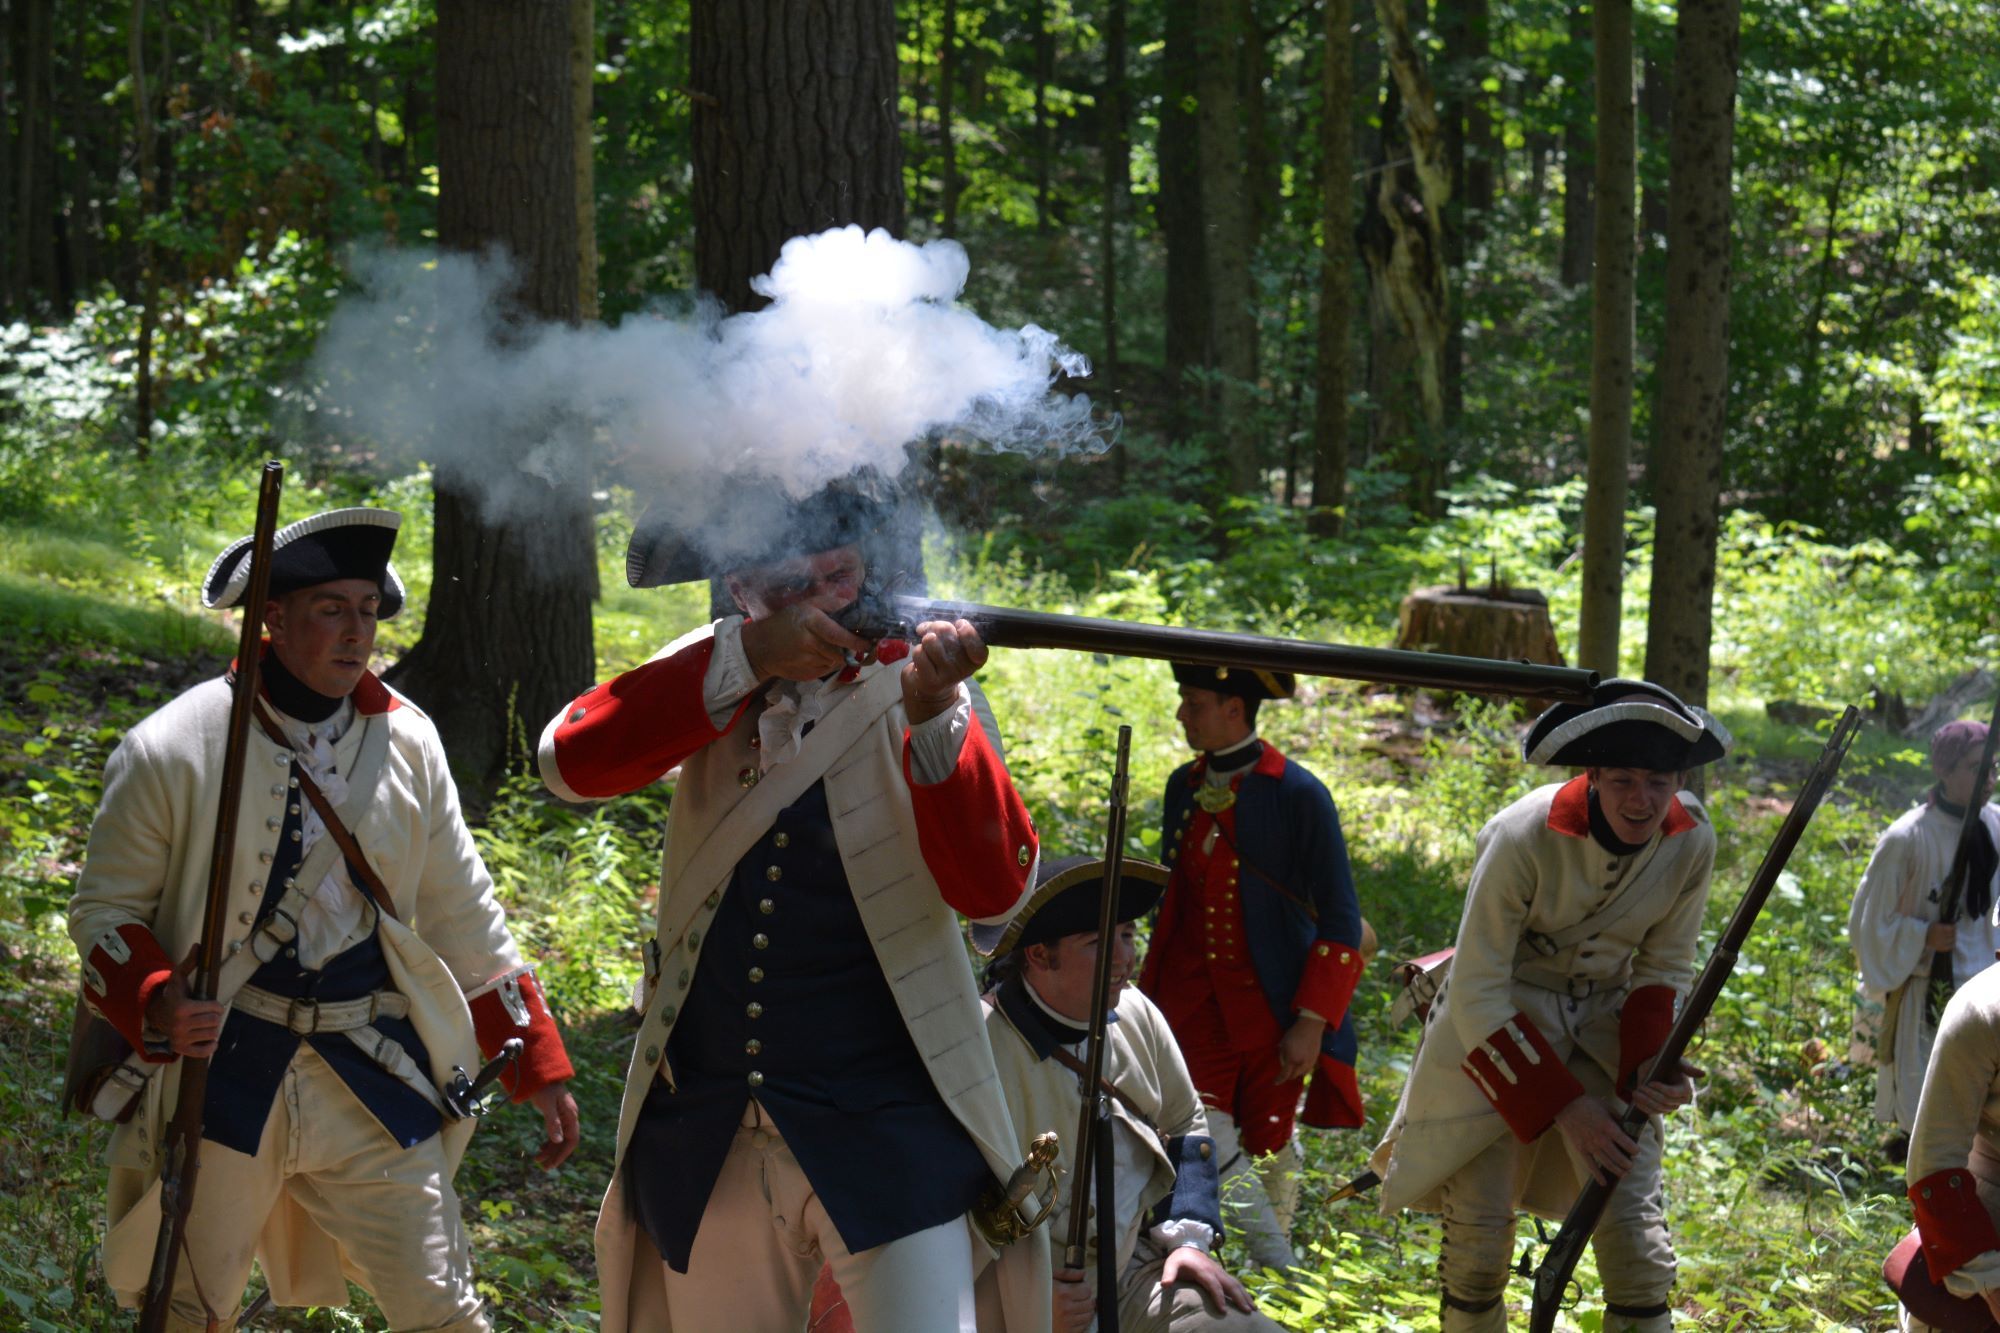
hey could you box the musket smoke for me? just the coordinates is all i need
[306,227,1112,559]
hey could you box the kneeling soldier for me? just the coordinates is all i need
[1370,680,1728,1331]
[69,508,577,1332]
[976,855,1286,1332]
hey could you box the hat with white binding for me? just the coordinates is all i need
[1522,677,1731,771]
[202,507,406,618]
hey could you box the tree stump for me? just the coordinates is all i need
[1395,584,1568,708]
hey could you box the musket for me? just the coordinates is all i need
[1061,723,1133,1333]
[1527,706,1863,1333]
[845,594,1599,703]
[1326,1168,1379,1204]
[1924,689,2000,1027]
[138,461,285,1333]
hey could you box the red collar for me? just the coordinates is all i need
[230,640,400,717]
[1188,741,1288,785]
[1547,773,1695,839]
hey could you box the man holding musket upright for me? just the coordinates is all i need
[69,508,578,1332]
[1369,680,1728,1332]
[1140,663,1368,1271]
[539,481,1050,1331]
[976,853,1286,1332]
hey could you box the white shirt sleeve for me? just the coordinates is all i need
[1149,1218,1217,1252]
[906,685,972,786]
[702,616,763,729]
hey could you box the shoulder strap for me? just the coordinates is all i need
[1048,1044,1159,1135]
[1516,835,1677,962]
[252,699,400,923]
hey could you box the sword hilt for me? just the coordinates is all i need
[445,1037,523,1119]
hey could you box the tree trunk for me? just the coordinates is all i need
[1310,0,1354,535]
[1559,2,1594,289]
[1643,0,1740,713]
[1101,0,1127,483]
[1577,0,1634,676]
[940,0,959,236]
[1195,0,1259,495]
[1464,0,1495,230]
[574,0,598,321]
[15,0,54,314]
[690,0,905,313]
[1240,0,1274,252]
[392,0,596,795]
[1159,0,1211,438]
[1033,0,1052,233]
[1639,48,1669,241]
[1359,0,1450,515]
[1438,0,1466,427]
[128,0,156,456]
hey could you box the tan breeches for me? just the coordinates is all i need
[660,1100,978,1332]
[1115,1251,1288,1333]
[1437,1115,1675,1333]
[165,1045,485,1333]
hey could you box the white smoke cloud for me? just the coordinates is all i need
[306,227,1111,563]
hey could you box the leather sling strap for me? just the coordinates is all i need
[252,699,400,923]
[1049,1045,1159,1136]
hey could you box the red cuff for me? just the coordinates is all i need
[468,971,574,1102]
[1912,1167,2000,1282]
[1618,985,1678,1093]
[906,714,1037,921]
[1301,1054,1365,1129]
[83,923,177,1060]
[1461,1012,1587,1142]
[543,637,748,800]
[1293,939,1366,1030]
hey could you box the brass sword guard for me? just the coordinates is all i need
[975,1130,1062,1246]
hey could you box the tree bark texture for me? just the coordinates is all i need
[1559,2,1594,289]
[689,0,905,313]
[1643,0,1741,710]
[1195,0,1260,495]
[1464,0,1495,227]
[1310,0,1354,535]
[396,0,596,794]
[940,0,959,235]
[574,0,599,321]
[1639,49,1670,240]
[1033,0,1052,232]
[1160,0,1211,436]
[1101,0,1128,482]
[1577,0,1635,676]
[128,0,156,455]
[1360,0,1450,515]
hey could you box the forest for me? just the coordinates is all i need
[2,0,1999,1328]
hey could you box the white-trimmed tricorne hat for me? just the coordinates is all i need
[202,507,407,618]
[1522,677,1732,770]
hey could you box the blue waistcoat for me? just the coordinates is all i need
[203,762,439,1155]
[623,780,991,1272]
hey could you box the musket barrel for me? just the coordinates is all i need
[886,596,1598,703]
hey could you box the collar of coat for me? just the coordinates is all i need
[996,974,1119,1061]
[1187,739,1288,787]
[230,639,400,718]
[1546,772,1695,840]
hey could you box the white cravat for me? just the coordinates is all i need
[269,698,371,968]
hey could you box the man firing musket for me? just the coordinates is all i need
[1367,680,1730,1331]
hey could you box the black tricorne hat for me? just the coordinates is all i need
[1523,677,1731,771]
[626,476,900,588]
[971,854,1169,959]
[1170,662,1297,704]
[202,507,406,618]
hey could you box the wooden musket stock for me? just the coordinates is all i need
[1527,707,1864,1333]
[138,461,285,1332]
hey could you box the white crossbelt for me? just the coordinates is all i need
[231,983,453,1117]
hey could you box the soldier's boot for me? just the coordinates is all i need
[1438,1288,1506,1333]
[1257,1138,1303,1238]
[1208,1110,1299,1272]
[1602,1300,1671,1332]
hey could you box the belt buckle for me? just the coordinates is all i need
[287,997,320,1035]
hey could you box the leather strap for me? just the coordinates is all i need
[253,699,400,923]
[1049,1045,1159,1135]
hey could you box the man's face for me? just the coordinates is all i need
[1176,686,1247,754]
[1024,921,1141,1024]
[1937,746,1993,808]
[728,544,865,621]
[1588,767,1683,844]
[265,579,381,699]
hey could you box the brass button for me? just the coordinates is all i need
[644,1045,659,1063]
[760,898,776,915]
[288,802,301,815]
[249,880,263,894]
[275,753,290,766]
[283,877,296,890]
[705,891,721,909]
[1339,951,1351,964]
[239,911,254,924]
[291,829,302,842]
[687,931,702,950]
[746,1002,764,1019]
[746,1039,763,1055]
[747,1071,765,1088]
[270,784,285,798]
[678,969,691,989]
[1199,1142,1212,1159]
[1017,846,1031,867]
[267,816,283,831]
[753,933,770,950]
[660,1005,677,1023]
[766,866,782,882]
[1207,951,1217,960]
[569,707,587,723]
[774,833,791,849]
[748,967,765,983]
[739,767,760,789]
[258,851,273,865]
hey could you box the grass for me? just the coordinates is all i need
[0,488,1971,1332]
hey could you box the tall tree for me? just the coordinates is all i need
[1100,0,1128,481]
[1559,1,1594,288]
[1643,0,1741,710]
[1159,0,1211,439]
[1033,0,1053,232]
[1310,0,1354,534]
[940,0,959,236]
[1195,0,1260,494]
[1577,0,1635,674]
[574,0,598,321]
[391,0,596,792]
[128,0,157,454]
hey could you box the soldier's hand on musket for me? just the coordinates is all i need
[145,974,226,1059]
[1554,1095,1640,1185]
[904,618,988,725]
[1276,1013,1326,1083]
[741,602,875,683]
[1928,921,1958,954]
[1162,1245,1257,1314]
[527,1081,580,1169]
[1630,1058,1703,1117]
[1051,1268,1096,1333]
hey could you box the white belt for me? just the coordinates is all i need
[231,984,410,1035]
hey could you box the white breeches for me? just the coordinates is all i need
[1206,1110,1299,1273]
